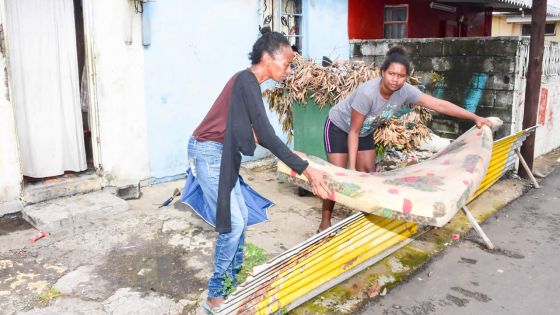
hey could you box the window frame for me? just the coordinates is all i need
[260,0,305,54]
[383,4,409,39]
[279,0,304,54]
[521,23,557,36]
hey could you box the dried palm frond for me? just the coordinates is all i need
[265,54,432,151]
[266,53,379,110]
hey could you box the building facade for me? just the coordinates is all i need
[0,0,350,214]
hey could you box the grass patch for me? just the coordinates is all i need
[236,243,268,284]
[396,246,430,269]
[219,243,269,297]
[38,287,63,303]
[222,275,236,296]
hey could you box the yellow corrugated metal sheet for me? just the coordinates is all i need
[469,126,537,201]
[220,213,417,314]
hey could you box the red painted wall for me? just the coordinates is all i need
[348,0,381,39]
[348,0,491,40]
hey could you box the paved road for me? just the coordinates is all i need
[360,166,560,315]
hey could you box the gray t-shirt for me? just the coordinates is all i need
[328,77,422,137]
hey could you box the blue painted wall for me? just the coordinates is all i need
[144,0,349,182]
[305,0,349,61]
[143,0,260,183]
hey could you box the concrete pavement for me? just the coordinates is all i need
[0,149,558,315]
[359,164,560,315]
[0,160,350,315]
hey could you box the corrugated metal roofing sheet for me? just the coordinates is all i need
[468,125,537,201]
[497,0,531,8]
[497,0,560,16]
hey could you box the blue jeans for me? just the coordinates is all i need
[187,136,248,298]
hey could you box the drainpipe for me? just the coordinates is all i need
[519,0,546,179]
[125,0,153,46]
[142,0,154,47]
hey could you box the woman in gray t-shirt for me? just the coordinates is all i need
[319,46,493,232]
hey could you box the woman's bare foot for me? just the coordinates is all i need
[320,200,334,233]
[317,221,331,233]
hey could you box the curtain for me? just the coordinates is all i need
[6,0,86,178]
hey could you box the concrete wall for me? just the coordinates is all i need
[536,76,560,156]
[85,0,150,187]
[0,4,23,214]
[509,40,560,157]
[351,37,560,157]
[350,37,524,140]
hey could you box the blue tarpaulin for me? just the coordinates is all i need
[181,169,272,227]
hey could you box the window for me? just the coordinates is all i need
[260,0,304,54]
[521,23,557,36]
[384,5,408,39]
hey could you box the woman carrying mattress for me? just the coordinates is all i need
[319,46,493,233]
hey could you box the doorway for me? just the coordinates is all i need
[74,0,94,172]
[5,0,95,187]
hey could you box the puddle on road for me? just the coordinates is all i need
[0,213,34,236]
[464,236,525,259]
[450,286,492,302]
[99,240,206,300]
[488,246,525,259]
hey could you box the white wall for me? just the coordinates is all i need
[535,76,560,156]
[511,41,528,135]
[0,4,23,214]
[512,41,560,157]
[85,0,149,187]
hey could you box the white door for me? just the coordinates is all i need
[5,0,87,178]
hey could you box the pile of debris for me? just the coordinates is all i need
[376,132,452,172]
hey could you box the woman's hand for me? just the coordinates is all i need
[474,116,493,129]
[303,166,332,199]
[418,95,494,130]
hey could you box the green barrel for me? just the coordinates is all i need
[292,99,331,161]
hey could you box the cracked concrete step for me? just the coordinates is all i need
[22,173,102,205]
[22,191,128,232]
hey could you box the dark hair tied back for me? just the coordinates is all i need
[249,27,291,65]
[260,26,272,35]
[381,45,411,75]
[387,46,407,57]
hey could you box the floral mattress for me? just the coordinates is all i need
[277,124,495,227]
